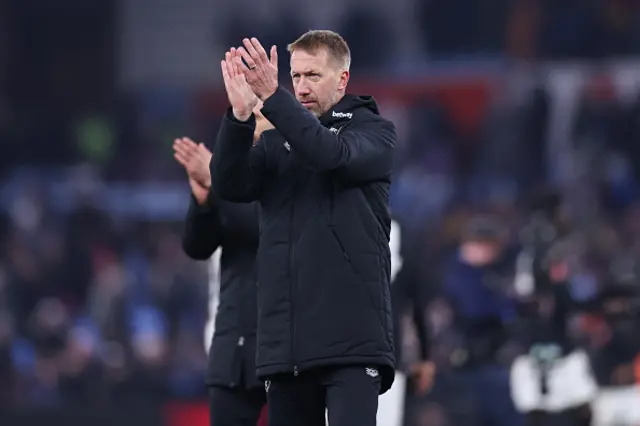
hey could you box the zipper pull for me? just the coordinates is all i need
[293,366,299,376]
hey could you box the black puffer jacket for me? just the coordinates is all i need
[182,190,261,389]
[212,87,397,393]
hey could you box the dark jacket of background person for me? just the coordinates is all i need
[443,218,516,366]
[182,189,261,389]
[390,219,431,366]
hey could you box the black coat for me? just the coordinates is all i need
[182,190,261,389]
[212,87,397,393]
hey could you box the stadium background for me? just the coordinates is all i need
[2,0,640,425]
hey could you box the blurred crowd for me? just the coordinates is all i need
[2,0,640,424]
[388,72,640,425]
[1,71,640,425]
[4,0,640,175]
[215,0,640,68]
[0,186,210,406]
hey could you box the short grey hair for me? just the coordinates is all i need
[287,30,351,71]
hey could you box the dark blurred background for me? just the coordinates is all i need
[2,0,640,425]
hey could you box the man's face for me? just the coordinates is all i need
[460,240,500,267]
[290,48,349,117]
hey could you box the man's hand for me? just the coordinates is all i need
[236,38,278,101]
[173,137,212,205]
[410,361,436,395]
[221,48,259,121]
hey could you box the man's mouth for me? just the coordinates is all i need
[301,101,315,107]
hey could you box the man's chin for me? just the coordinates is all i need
[299,101,319,115]
[308,107,323,117]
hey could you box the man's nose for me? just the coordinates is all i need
[295,80,311,95]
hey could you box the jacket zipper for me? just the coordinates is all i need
[289,180,299,377]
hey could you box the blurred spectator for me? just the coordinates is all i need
[57,321,104,405]
[590,284,640,387]
[0,310,15,406]
[440,216,520,426]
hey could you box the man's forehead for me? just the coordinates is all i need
[290,48,330,71]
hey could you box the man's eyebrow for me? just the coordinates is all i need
[291,70,320,75]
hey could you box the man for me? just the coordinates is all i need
[173,102,273,426]
[211,31,396,426]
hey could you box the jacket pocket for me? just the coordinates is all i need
[330,227,351,263]
[329,228,385,318]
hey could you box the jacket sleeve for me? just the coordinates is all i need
[211,109,267,202]
[261,87,395,183]
[405,263,432,360]
[182,190,223,260]
[392,222,432,360]
[392,265,432,361]
[411,293,431,361]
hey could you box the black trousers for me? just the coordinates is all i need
[209,385,266,426]
[267,366,381,426]
[524,405,592,426]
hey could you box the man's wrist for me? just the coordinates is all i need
[259,86,278,102]
[193,175,211,190]
[232,108,252,122]
[194,193,208,206]
[192,187,214,209]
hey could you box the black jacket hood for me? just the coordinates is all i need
[319,94,380,127]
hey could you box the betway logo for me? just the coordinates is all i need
[332,111,352,119]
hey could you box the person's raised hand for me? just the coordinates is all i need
[221,47,259,121]
[236,38,278,101]
[173,137,212,205]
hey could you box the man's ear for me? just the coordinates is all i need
[338,70,350,92]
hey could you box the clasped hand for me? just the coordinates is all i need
[173,137,212,205]
[220,38,278,121]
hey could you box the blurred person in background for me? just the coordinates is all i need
[442,215,520,426]
[84,244,138,402]
[172,101,273,426]
[510,238,597,426]
[212,31,396,426]
[0,311,15,406]
[125,306,169,402]
[25,298,71,406]
[589,282,640,390]
[379,218,435,426]
[57,321,104,405]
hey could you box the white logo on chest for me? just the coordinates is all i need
[332,111,352,119]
